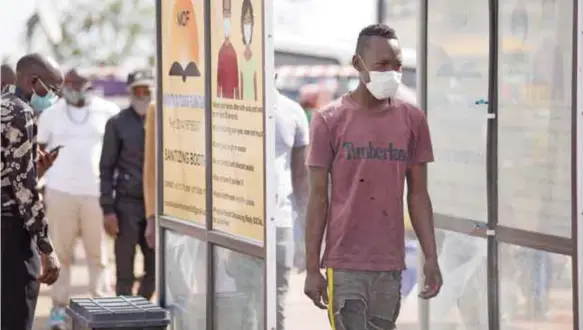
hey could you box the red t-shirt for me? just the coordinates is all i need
[306,95,434,271]
[217,41,239,99]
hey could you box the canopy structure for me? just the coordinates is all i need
[154,0,582,329]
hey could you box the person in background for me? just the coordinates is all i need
[304,24,442,329]
[274,88,309,328]
[1,63,16,92]
[38,68,119,329]
[298,84,333,124]
[225,88,309,330]
[1,53,62,330]
[100,69,155,299]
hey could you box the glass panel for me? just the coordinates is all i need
[421,230,488,330]
[497,0,573,237]
[426,0,490,223]
[164,230,206,330]
[383,0,418,50]
[499,244,573,328]
[214,247,264,330]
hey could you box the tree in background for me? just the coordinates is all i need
[25,0,155,67]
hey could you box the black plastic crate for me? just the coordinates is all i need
[67,296,170,330]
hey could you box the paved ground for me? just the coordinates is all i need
[33,241,574,330]
[33,240,122,330]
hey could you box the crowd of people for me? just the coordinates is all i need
[1,23,443,330]
[1,56,157,329]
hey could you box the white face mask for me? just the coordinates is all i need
[243,23,252,45]
[223,18,231,38]
[131,96,150,115]
[359,56,402,100]
[364,71,402,100]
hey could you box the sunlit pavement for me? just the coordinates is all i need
[34,243,573,330]
[33,241,120,330]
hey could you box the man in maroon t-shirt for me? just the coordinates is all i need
[304,24,442,329]
[217,0,239,99]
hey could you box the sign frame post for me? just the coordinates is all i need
[154,0,276,328]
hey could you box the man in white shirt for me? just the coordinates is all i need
[227,89,309,330]
[273,90,309,329]
[38,69,120,328]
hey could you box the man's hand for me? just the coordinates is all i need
[38,251,61,285]
[418,258,442,299]
[37,148,59,178]
[304,270,328,309]
[144,216,156,248]
[103,213,119,237]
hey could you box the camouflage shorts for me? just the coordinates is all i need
[326,269,402,330]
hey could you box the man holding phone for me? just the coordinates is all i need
[1,53,63,330]
[38,68,120,328]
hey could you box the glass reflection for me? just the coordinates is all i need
[382,0,418,50]
[498,0,573,237]
[426,0,489,223]
[164,230,206,330]
[402,230,488,330]
[499,244,573,328]
[214,247,264,330]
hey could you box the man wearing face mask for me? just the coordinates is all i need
[217,0,239,99]
[38,68,120,328]
[99,69,156,300]
[303,24,442,329]
[1,53,63,330]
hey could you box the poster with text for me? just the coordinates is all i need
[161,0,206,224]
[211,0,265,243]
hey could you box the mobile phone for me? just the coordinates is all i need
[49,145,63,154]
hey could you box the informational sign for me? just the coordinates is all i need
[161,0,206,224]
[210,0,265,243]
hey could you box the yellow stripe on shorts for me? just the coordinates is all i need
[327,268,336,330]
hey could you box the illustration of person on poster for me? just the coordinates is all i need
[217,0,240,99]
[168,0,201,81]
[240,0,258,101]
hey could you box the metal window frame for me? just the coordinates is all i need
[572,0,581,327]
[154,0,276,329]
[420,0,580,329]
[416,0,429,329]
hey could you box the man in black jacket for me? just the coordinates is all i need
[99,69,155,299]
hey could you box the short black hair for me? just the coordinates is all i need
[356,24,398,54]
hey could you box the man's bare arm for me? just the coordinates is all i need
[305,166,329,273]
[291,146,308,229]
[406,163,437,261]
